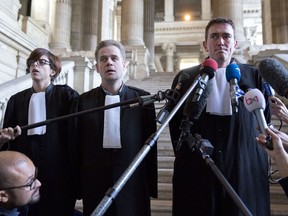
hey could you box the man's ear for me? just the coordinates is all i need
[95,63,99,73]
[203,41,208,52]
[0,190,8,203]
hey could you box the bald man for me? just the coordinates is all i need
[0,126,21,150]
[0,151,41,215]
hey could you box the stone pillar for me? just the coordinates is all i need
[83,0,98,51]
[214,0,246,42]
[121,0,144,45]
[261,0,272,44]
[144,0,156,73]
[31,0,51,30]
[164,0,174,22]
[274,0,288,43]
[98,0,115,41]
[201,0,212,20]
[121,0,149,79]
[162,43,175,72]
[49,0,72,52]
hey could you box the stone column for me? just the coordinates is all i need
[274,0,288,43]
[49,0,72,52]
[98,0,115,41]
[31,0,51,30]
[83,0,98,51]
[261,0,273,44]
[162,43,175,72]
[164,0,174,22]
[121,0,149,79]
[144,0,156,73]
[201,0,212,20]
[214,0,246,42]
[121,0,144,45]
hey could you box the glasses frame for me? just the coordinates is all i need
[0,167,38,191]
[28,59,51,67]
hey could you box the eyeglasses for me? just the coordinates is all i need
[0,167,38,191]
[28,59,51,67]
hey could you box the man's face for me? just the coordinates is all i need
[203,23,237,67]
[96,45,126,84]
[5,163,41,208]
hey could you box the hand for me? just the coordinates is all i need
[269,96,288,124]
[0,126,21,148]
[269,124,288,151]
[256,127,288,178]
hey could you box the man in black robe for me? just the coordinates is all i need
[71,40,158,216]
[169,17,271,216]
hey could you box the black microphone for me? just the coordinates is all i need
[258,58,288,98]
[156,72,190,124]
[243,88,273,150]
[176,79,213,151]
[192,58,218,102]
[226,63,244,113]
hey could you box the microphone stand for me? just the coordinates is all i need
[16,91,166,131]
[179,122,253,216]
[91,75,203,216]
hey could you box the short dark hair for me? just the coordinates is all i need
[26,48,62,82]
[94,40,126,61]
[205,17,236,41]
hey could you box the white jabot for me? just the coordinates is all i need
[103,95,121,148]
[206,68,232,116]
[27,92,47,135]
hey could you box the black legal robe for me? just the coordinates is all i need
[3,84,79,216]
[71,84,158,216]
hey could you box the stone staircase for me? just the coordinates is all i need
[76,72,288,216]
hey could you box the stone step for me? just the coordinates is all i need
[158,156,175,169]
[158,168,173,184]
[151,199,172,216]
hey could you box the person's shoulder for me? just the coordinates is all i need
[9,88,30,99]
[238,63,257,71]
[126,85,150,95]
[53,84,79,96]
[80,87,101,98]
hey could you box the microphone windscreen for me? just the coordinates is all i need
[243,88,266,112]
[226,63,241,82]
[258,58,288,97]
[183,79,213,119]
[200,58,218,79]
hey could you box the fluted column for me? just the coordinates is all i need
[162,43,175,72]
[50,0,72,51]
[121,0,149,79]
[83,0,98,51]
[98,0,115,40]
[201,0,212,20]
[121,0,144,45]
[261,0,272,44]
[214,0,246,42]
[144,0,156,73]
[164,0,174,22]
[31,0,51,29]
[274,0,288,43]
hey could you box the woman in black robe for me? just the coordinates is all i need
[3,48,79,216]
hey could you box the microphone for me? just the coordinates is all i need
[176,79,213,151]
[243,88,273,150]
[156,72,190,124]
[192,58,218,102]
[258,58,288,98]
[226,63,244,113]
